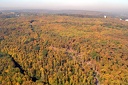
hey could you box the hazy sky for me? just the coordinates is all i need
[0,0,128,11]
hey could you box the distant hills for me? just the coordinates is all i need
[0,9,128,19]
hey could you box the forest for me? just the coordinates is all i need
[0,12,128,85]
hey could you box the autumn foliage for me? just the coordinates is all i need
[0,14,128,85]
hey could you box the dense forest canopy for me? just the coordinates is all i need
[0,11,128,85]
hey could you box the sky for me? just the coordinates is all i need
[0,0,128,12]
